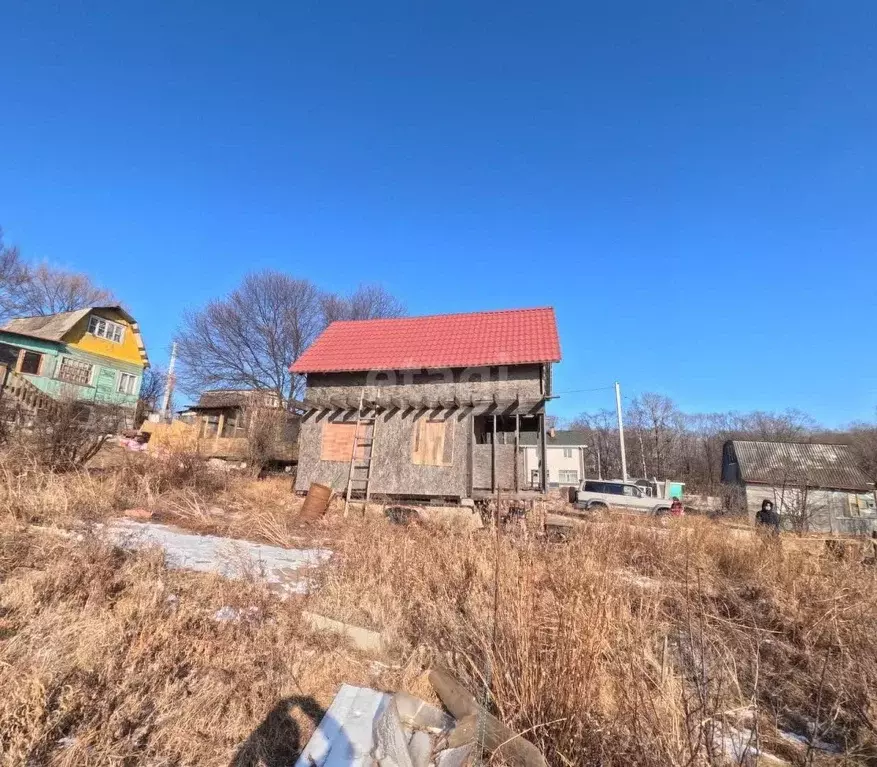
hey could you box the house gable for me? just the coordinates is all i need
[62,308,148,369]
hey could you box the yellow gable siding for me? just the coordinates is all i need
[64,310,145,367]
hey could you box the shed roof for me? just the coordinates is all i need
[186,389,282,411]
[519,429,589,447]
[728,440,872,491]
[291,307,561,373]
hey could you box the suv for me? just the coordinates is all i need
[575,479,671,515]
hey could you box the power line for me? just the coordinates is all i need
[551,384,615,397]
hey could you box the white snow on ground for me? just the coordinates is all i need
[104,519,333,595]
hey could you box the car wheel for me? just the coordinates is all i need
[589,501,608,511]
[654,507,669,517]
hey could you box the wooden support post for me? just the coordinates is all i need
[514,413,520,492]
[539,412,548,492]
[491,413,497,492]
[468,413,474,497]
[216,413,226,443]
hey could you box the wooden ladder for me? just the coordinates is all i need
[343,394,378,516]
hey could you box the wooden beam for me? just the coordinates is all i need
[429,667,548,767]
[514,413,520,492]
[468,412,474,497]
[539,412,548,491]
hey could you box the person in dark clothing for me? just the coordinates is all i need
[755,499,781,533]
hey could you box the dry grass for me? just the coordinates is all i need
[2,450,877,765]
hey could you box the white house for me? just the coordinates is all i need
[520,429,589,488]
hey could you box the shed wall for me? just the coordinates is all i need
[744,483,877,534]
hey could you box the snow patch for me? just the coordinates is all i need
[103,520,332,596]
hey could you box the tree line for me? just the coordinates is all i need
[2,227,876,483]
[570,392,877,493]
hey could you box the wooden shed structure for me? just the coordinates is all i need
[291,307,562,503]
[722,440,876,534]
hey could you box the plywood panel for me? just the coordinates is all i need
[322,422,357,462]
[412,419,454,466]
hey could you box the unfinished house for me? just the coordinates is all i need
[722,440,877,534]
[291,307,562,503]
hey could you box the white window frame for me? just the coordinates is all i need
[88,315,125,344]
[558,469,579,484]
[117,371,138,395]
[56,356,94,386]
[562,447,573,458]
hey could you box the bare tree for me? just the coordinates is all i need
[628,392,681,479]
[0,230,29,322]
[175,273,404,404]
[15,263,114,316]
[0,228,114,320]
[135,367,166,426]
[175,272,324,404]
[321,283,405,324]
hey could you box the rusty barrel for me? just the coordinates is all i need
[301,482,332,521]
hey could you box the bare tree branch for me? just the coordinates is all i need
[174,273,404,404]
[0,228,114,320]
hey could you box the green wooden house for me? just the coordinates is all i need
[0,306,149,415]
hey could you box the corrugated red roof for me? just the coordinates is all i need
[291,307,561,373]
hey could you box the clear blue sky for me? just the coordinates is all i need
[1,1,875,425]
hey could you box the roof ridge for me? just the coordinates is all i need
[735,439,852,448]
[327,306,555,327]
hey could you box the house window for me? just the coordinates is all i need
[221,411,247,438]
[562,448,573,458]
[117,372,138,395]
[321,421,358,461]
[558,469,578,484]
[200,414,220,438]
[849,493,877,516]
[57,357,92,385]
[412,418,454,466]
[18,350,43,375]
[88,315,125,343]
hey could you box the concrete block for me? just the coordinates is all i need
[302,611,386,655]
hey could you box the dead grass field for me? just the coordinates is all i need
[2,449,877,765]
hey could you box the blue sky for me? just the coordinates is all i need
[1,1,875,425]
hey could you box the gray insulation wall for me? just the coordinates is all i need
[473,444,520,490]
[305,365,544,405]
[295,408,472,497]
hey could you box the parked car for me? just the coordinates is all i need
[574,479,672,515]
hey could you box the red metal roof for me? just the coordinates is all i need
[291,307,561,373]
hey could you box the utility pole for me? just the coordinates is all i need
[615,381,628,481]
[160,342,177,422]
